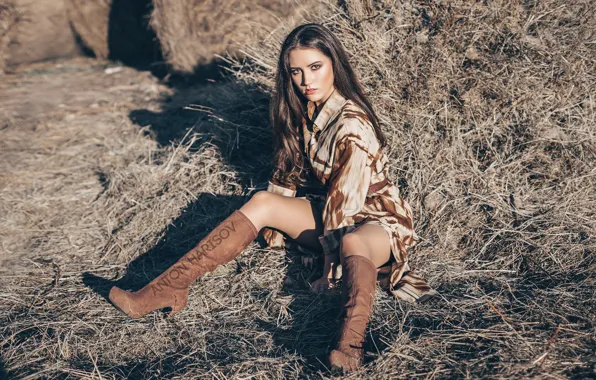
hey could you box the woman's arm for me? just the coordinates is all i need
[318,138,372,255]
[311,137,372,293]
[311,252,340,293]
[322,252,336,278]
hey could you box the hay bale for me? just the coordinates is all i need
[3,0,79,68]
[67,0,160,66]
[65,0,111,59]
[149,0,317,74]
[0,3,19,73]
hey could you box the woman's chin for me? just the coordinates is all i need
[305,94,323,103]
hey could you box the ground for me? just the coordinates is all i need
[0,57,594,379]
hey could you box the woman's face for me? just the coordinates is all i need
[288,47,335,106]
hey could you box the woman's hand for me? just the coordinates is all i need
[311,276,335,294]
[310,253,340,294]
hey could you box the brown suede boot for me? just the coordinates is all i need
[328,255,377,372]
[109,210,258,318]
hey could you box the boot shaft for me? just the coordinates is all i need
[334,255,377,358]
[109,210,258,319]
[149,210,258,294]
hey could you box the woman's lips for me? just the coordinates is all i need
[305,88,317,95]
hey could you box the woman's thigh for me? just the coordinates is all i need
[340,223,392,268]
[240,191,324,251]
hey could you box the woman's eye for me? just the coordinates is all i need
[291,69,300,75]
[311,64,321,70]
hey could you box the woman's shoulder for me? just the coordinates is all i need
[341,100,371,122]
[334,100,379,149]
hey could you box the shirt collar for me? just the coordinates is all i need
[306,89,348,134]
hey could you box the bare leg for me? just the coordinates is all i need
[339,224,391,268]
[108,190,325,319]
[239,191,324,251]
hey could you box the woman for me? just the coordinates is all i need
[109,23,435,372]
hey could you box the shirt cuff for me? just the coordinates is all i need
[267,181,297,197]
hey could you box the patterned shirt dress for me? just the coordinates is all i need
[265,89,435,303]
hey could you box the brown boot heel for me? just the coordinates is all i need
[109,286,189,319]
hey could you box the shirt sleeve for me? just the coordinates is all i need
[318,139,372,255]
[267,167,299,197]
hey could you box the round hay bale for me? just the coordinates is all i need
[67,0,161,67]
[66,0,111,59]
[4,0,79,68]
[149,0,317,74]
[0,3,19,74]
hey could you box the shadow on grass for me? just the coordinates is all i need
[82,192,335,375]
[84,56,274,299]
[83,192,247,301]
[254,258,342,373]
[128,62,274,189]
[0,356,10,380]
[80,61,361,375]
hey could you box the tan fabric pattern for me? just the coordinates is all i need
[266,90,435,303]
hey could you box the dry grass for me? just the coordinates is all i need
[1,0,595,378]
[230,0,596,377]
[149,0,320,74]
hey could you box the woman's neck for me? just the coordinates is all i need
[314,87,336,108]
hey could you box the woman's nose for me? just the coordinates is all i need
[302,71,313,86]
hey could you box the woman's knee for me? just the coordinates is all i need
[241,190,275,228]
[340,226,392,267]
[250,190,274,207]
[339,233,369,258]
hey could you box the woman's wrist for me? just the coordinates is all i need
[323,253,339,279]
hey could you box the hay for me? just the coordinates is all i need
[230,0,596,377]
[3,0,79,69]
[67,0,160,67]
[0,3,18,73]
[66,0,111,59]
[149,0,319,74]
[0,0,594,378]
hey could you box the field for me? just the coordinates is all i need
[1,0,595,379]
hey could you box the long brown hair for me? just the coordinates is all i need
[270,23,385,184]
